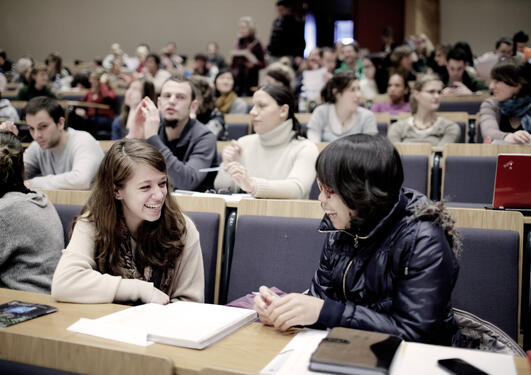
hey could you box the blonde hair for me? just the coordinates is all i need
[409,73,442,114]
[239,16,256,37]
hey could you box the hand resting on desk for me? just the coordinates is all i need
[254,285,324,332]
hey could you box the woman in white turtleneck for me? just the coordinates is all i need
[214,84,318,199]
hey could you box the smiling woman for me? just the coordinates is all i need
[51,139,205,304]
[254,134,462,346]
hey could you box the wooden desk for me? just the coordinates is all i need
[0,289,291,375]
[1,289,529,375]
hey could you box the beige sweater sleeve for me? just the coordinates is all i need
[168,216,205,303]
[51,219,155,303]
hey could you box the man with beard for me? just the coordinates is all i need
[127,78,218,191]
[0,96,104,190]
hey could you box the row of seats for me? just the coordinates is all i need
[51,196,524,344]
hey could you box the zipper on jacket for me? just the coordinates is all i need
[342,259,353,300]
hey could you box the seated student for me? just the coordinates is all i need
[359,55,387,101]
[214,84,318,199]
[254,134,461,345]
[142,53,172,93]
[127,77,218,191]
[371,73,410,115]
[0,130,63,294]
[189,76,227,140]
[480,60,531,144]
[388,74,461,146]
[441,47,488,96]
[0,97,104,190]
[76,69,117,139]
[51,139,204,304]
[307,71,378,143]
[111,78,156,140]
[214,70,248,115]
[16,64,56,101]
[0,93,20,122]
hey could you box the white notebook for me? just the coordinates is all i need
[68,302,257,349]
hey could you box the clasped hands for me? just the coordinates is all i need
[126,97,161,140]
[253,286,324,332]
[221,140,257,194]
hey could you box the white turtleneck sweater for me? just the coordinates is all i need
[214,119,318,199]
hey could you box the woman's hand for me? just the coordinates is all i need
[0,121,19,136]
[504,130,531,144]
[263,293,324,332]
[253,286,280,326]
[150,287,170,305]
[225,161,256,194]
[222,140,242,163]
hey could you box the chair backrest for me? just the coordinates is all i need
[54,204,83,245]
[374,113,391,136]
[226,199,325,302]
[173,195,226,304]
[226,215,325,302]
[185,211,220,304]
[447,207,524,341]
[224,114,251,140]
[441,144,531,204]
[400,154,429,195]
[439,94,490,114]
[452,227,519,340]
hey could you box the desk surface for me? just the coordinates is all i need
[0,288,292,375]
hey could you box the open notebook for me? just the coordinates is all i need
[68,302,257,349]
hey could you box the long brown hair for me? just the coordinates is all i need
[77,139,187,278]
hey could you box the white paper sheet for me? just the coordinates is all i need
[389,341,516,375]
[261,329,331,375]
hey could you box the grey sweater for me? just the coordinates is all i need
[307,103,378,143]
[24,128,104,190]
[0,191,63,293]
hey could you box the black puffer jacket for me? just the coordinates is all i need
[309,188,461,345]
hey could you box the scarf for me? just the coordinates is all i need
[117,220,171,295]
[498,95,531,133]
[216,91,238,114]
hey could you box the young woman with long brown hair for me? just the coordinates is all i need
[52,139,204,304]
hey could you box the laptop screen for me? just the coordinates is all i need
[492,154,531,209]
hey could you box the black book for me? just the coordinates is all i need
[0,300,58,327]
[309,327,402,375]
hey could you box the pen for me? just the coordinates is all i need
[198,166,223,173]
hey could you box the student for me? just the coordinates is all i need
[189,76,227,140]
[0,130,63,294]
[441,48,488,95]
[371,73,410,115]
[214,84,318,199]
[111,78,156,140]
[16,64,56,101]
[51,139,204,304]
[126,77,218,191]
[254,134,461,345]
[480,60,531,144]
[307,71,377,143]
[0,96,104,190]
[214,70,248,115]
[388,74,461,146]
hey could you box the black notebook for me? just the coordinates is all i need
[0,300,58,327]
[309,327,402,375]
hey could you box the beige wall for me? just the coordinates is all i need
[440,0,531,56]
[0,0,277,63]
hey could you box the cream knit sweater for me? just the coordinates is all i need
[51,215,204,304]
[214,119,319,199]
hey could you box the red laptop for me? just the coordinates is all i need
[492,154,531,210]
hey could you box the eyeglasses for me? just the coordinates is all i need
[317,179,334,198]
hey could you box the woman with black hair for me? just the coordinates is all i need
[0,130,63,293]
[306,71,377,143]
[255,134,461,345]
[480,60,531,144]
[214,84,318,198]
[214,70,248,114]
